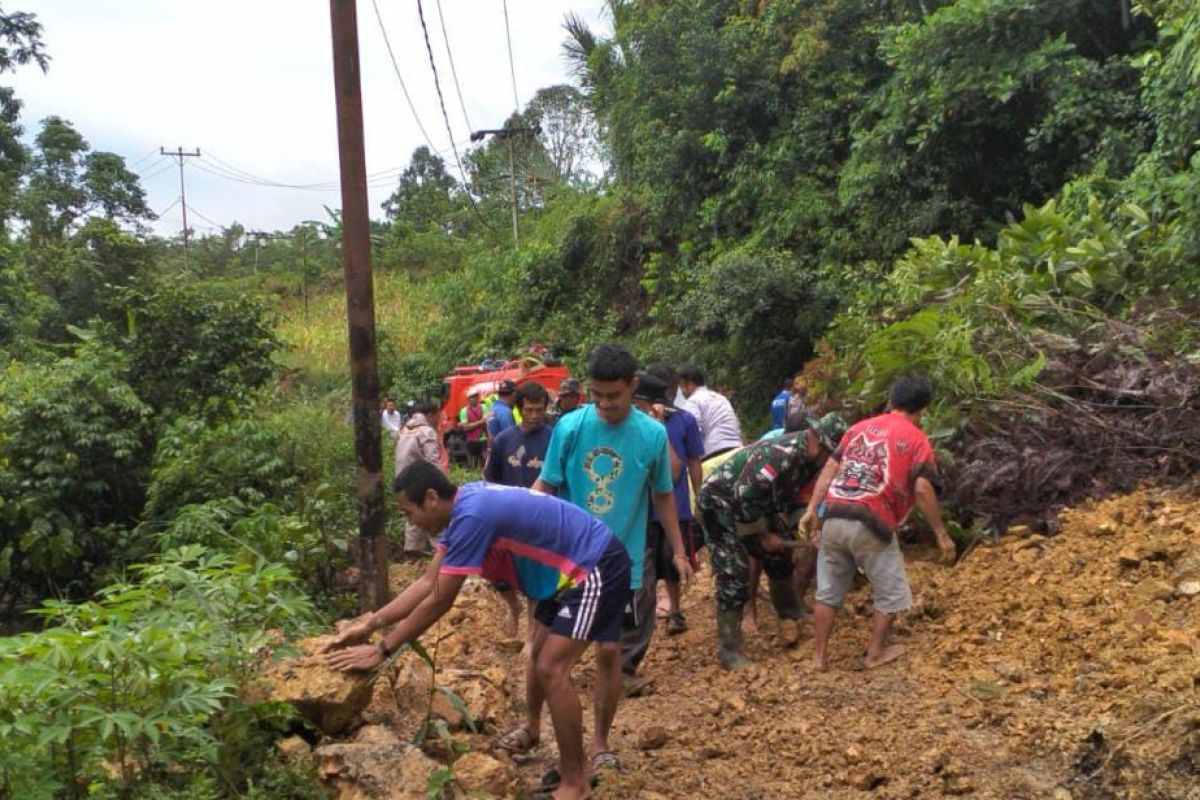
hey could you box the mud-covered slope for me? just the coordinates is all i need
[281,482,1200,799]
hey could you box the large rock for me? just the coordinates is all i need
[316,736,444,800]
[386,656,508,733]
[451,751,518,798]
[263,635,376,735]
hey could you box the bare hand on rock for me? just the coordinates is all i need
[326,644,384,672]
[323,616,375,652]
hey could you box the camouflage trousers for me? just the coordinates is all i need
[699,507,796,613]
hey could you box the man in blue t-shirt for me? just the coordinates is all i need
[486,379,518,440]
[484,381,554,641]
[531,343,693,774]
[326,462,629,800]
[639,367,705,639]
[771,378,792,430]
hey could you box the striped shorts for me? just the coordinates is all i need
[533,538,631,643]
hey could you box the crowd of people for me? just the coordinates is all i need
[329,344,953,800]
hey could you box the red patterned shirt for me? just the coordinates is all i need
[825,411,941,540]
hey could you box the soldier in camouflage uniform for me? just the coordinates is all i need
[698,412,848,669]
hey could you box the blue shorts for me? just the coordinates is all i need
[534,538,631,643]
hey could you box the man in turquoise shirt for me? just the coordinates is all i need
[526,344,693,776]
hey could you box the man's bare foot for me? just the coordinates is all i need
[811,653,829,671]
[741,608,759,635]
[863,643,906,669]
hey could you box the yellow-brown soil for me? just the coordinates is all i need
[299,483,1200,799]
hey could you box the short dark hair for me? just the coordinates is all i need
[416,399,440,416]
[515,381,550,411]
[888,374,933,414]
[393,460,456,503]
[587,344,637,382]
[783,410,809,433]
[647,363,678,387]
[386,396,395,403]
[679,365,706,386]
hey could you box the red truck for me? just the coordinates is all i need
[438,355,572,460]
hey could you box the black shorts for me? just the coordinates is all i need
[534,538,631,643]
[652,520,702,583]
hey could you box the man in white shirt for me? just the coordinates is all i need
[678,366,743,458]
[381,397,403,438]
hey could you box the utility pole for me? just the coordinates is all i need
[470,125,539,249]
[159,147,201,271]
[329,0,389,613]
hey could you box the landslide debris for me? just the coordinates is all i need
[274,486,1200,799]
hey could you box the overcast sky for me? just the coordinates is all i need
[12,1,608,236]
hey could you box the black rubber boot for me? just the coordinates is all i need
[717,608,751,670]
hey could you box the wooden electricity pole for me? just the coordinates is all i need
[329,0,389,612]
[159,146,200,271]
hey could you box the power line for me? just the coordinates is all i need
[369,0,440,153]
[126,148,161,170]
[501,0,520,111]
[416,0,495,232]
[154,196,181,218]
[434,0,472,133]
[187,204,224,230]
[139,159,177,182]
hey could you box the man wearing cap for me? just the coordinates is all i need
[458,388,488,469]
[697,413,848,669]
[487,380,518,440]
[549,377,583,425]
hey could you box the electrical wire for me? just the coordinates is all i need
[139,160,177,181]
[126,148,160,170]
[187,204,225,229]
[416,0,495,232]
[154,196,181,218]
[369,0,440,153]
[501,0,520,111]
[435,0,472,133]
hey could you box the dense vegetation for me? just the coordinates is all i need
[1,0,1198,796]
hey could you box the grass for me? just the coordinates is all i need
[276,271,437,389]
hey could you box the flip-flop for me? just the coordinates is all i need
[862,644,906,670]
[496,725,539,754]
[591,750,622,771]
[537,768,601,792]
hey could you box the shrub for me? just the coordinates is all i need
[0,546,318,799]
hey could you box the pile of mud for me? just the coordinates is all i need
[274,483,1200,799]
[951,311,1200,534]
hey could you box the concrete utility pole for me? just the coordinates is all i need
[329,0,389,613]
[159,147,200,271]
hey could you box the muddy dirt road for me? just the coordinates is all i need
[280,484,1200,799]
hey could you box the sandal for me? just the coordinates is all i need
[496,725,539,754]
[591,750,622,772]
[537,768,601,792]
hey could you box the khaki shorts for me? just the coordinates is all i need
[815,517,912,614]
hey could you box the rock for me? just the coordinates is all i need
[263,636,376,735]
[1095,522,1116,537]
[638,725,670,751]
[277,735,313,765]
[1117,546,1141,567]
[845,745,862,763]
[1131,577,1175,605]
[452,751,517,797]
[428,669,507,731]
[1005,524,1032,538]
[699,746,724,759]
[315,740,442,799]
[1177,580,1200,597]
[1052,788,1073,800]
[945,776,975,795]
